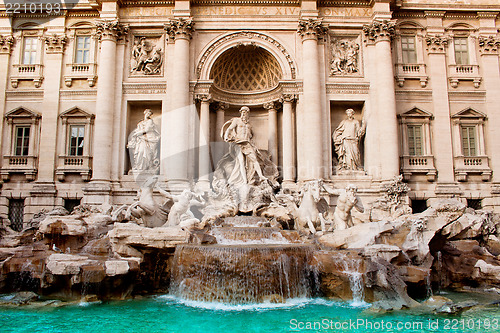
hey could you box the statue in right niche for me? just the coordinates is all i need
[332,108,366,171]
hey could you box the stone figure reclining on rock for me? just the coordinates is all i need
[163,189,205,230]
[328,184,364,231]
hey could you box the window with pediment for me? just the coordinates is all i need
[394,22,428,88]
[55,107,94,182]
[398,107,436,181]
[11,25,44,88]
[64,22,98,87]
[452,108,490,181]
[446,24,481,88]
[0,107,41,181]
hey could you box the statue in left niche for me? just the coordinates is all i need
[131,37,163,75]
[127,109,160,174]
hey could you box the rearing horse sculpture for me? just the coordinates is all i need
[280,180,330,234]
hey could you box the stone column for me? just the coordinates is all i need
[35,33,67,184]
[425,35,456,186]
[196,93,212,189]
[215,102,228,163]
[280,94,296,183]
[297,19,327,180]
[363,20,399,180]
[478,35,500,190]
[0,35,13,170]
[91,20,128,183]
[263,101,279,165]
[164,18,194,186]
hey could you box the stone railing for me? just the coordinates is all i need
[448,64,481,88]
[400,155,436,181]
[1,155,38,181]
[11,64,44,88]
[394,63,428,87]
[454,155,491,182]
[64,63,97,87]
[56,155,92,181]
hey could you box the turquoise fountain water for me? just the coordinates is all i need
[1,217,499,332]
[0,294,499,333]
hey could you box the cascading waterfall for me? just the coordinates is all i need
[328,252,365,304]
[348,272,364,304]
[170,244,315,304]
[170,216,315,304]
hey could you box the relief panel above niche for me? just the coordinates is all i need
[130,35,164,76]
[328,35,363,78]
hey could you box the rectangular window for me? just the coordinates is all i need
[407,125,423,156]
[22,37,38,65]
[68,125,85,156]
[401,36,417,64]
[461,126,476,156]
[14,126,30,156]
[75,36,90,64]
[454,37,469,65]
[8,199,24,232]
[64,198,81,214]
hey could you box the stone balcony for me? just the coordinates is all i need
[0,155,37,181]
[400,155,437,182]
[56,155,92,181]
[448,64,481,88]
[64,63,97,87]
[394,63,428,87]
[10,64,44,88]
[454,155,491,182]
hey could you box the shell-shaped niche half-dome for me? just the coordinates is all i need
[210,45,283,92]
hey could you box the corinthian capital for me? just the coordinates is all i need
[96,20,129,41]
[0,35,14,54]
[425,35,449,54]
[44,34,67,54]
[164,18,195,41]
[363,20,395,43]
[478,35,500,55]
[280,94,297,103]
[297,19,327,41]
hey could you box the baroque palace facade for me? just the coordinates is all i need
[1,0,500,229]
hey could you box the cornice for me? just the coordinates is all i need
[122,82,167,94]
[122,0,174,5]
[60,90,98,97]
[319,0,372,6]
[6,90,44,99]
[326,82,369,94]
[192,0,300,4]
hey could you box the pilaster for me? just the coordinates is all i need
[90,19,128,186]
[362,20,399,180]
[36,33,67,185]
[479,35,500,185]
[297,18,326,180]
[424,10,458,193]
[163,18,195,187]
[0,35,13,172]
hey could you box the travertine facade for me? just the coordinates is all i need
[1,0,500,227]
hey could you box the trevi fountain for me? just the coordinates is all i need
[0,106,499,332]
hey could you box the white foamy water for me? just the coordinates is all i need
[210,229,291,245]
[156,295,367,311]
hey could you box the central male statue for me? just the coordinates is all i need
[211,105,279,213]
[222,106,268,186]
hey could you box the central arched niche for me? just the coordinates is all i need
[210,45,283,93]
